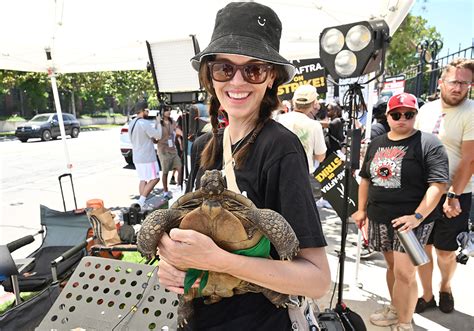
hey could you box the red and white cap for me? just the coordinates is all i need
[386,93,419,114]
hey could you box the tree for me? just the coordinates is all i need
[386,13,442,76]
[0,69,155,118]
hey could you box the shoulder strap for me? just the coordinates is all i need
[223,127,241,194]
[130,118,141,137]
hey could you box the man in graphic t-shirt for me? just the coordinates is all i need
[278,85,327,201]
[278,84,327,173]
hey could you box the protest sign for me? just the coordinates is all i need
[314,153,358,219]
[278,58,327,100]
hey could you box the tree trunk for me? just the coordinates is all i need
[71,91,77,117]
[19,89,25,117]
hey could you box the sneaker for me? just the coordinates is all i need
[163,191,173,200]
[391,323,413,331]
[439,291,454,313]
[316,198,333,209]
[415,296,436,313]
[370,305,398,326]
[360,244,377,259]
[169,177,177,185]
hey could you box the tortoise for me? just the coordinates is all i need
[137,169,300,326]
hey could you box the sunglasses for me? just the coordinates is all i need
[208,61,273,84]
[388,111,417,121]
[443,79,472,88]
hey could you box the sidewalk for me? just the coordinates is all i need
[1,162,472,330]
[316,207,474,331]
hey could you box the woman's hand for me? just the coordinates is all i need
[351,210,367,228]
[157,229,225,272]
[391,215,420,232]
[156,258,188,294]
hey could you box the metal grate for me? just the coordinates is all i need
[37,256,178,331]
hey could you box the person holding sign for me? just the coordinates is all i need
[352,93,449,331]
[154,2,330,330]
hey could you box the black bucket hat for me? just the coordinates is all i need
[191,2,296,83]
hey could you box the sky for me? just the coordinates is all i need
[410,0,473,57]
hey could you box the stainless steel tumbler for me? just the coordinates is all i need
[397,229,430,266]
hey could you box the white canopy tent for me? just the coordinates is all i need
[0,0,414,169]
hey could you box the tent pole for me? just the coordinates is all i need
[49,71,72,170]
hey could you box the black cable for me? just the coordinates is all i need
[111,263,159,331]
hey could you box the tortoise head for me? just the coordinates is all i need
[200,170,226,196]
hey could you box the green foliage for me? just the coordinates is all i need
[0,114,26,121]
[1,69,156,117]
[386,13,442,76]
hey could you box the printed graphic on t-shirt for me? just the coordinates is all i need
[293,126,310,153]
[370,146,407,188]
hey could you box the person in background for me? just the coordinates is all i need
[322,102,345,158]
[352,93,449,331]
[155,2,330,329]
[278,85,327,202]
[314,100,328,121]
[415,58,474,314]
[128,100,162,208]
[371,96,390,139]
[278,84,327,169]
[156,105,182,199]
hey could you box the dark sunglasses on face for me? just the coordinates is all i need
[208,61,273,84]
[388,111,417,121]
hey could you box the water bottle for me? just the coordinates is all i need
[396,229,430,266]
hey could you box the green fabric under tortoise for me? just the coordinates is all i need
[137,170,300,326]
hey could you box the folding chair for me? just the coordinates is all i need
[2,205,90,294]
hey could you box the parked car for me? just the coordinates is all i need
[120,110,160,165]
[15,113,80,142]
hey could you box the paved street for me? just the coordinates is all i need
[1,128,473,330]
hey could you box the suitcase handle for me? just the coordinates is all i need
[58,173,77,212]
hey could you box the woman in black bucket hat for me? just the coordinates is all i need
[156,2,330,330]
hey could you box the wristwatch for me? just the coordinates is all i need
[447,192,461,199]
[414,212,424,222]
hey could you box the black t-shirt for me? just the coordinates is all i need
[359,130,448,224]
[184,119,327,330]
[325,117,344,156]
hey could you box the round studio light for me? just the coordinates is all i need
[335,50,357,77]
[346,24,371,51]
[320,28,344,54]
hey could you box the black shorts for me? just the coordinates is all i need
[368,219,434,253]
[427,193,472,251]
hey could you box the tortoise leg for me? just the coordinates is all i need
[246,209,300,260]
[236,283,291,307]
[177,296,193,327]
[137,209,185,259]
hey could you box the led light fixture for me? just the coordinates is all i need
[320,20,390,79]
[146,36,201,93]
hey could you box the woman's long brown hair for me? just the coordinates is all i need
[199,57,289,169]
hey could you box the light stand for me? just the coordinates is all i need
[333,84,365,330]
[146,36,202,188]
[180,106,190,184]
[319,19,390,331]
